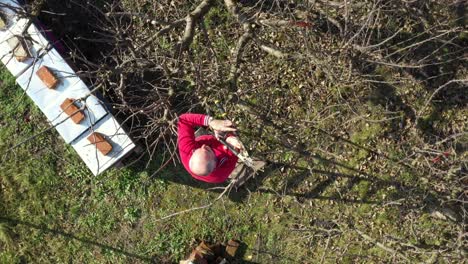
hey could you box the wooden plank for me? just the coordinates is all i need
[0,18,35,77]
[16,48,108,143]
[0,2,135,175]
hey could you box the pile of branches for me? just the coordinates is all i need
[35,0,346,164]
[35,0,466,193]
[10,0,454,175]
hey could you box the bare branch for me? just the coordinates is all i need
[418,79,468,117]
[155,181,234,222]
[174,0,214,54]
[355,228,410,262]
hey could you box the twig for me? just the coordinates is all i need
[224,0,254,88]
[155,181,234,222]
[418,79,467,117]
[320,235,331,263]
[174,0,214,55]
[355,228,410,262]
[136,19,185,52]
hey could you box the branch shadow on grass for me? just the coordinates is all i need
[141,148,410,207]
[0,216,160,263]
[243,161,394,205]
[223,148,400,204]
[250,155,463,223]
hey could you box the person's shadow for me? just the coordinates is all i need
[126,155,264,203]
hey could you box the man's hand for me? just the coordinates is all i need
[225,136,245,152]
[209,119,237,132]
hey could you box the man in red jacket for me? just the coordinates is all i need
[178,113,244,183]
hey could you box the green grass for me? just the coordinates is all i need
[0,43,465,264]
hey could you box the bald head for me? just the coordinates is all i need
[189,145,216,176]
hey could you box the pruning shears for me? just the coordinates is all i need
[211,100,255,168]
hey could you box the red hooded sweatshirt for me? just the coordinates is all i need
[177,113,238,183]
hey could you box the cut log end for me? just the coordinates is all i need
[225,239,240,258]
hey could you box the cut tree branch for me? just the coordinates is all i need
[174,0,214,55]
[224,0,254,89]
